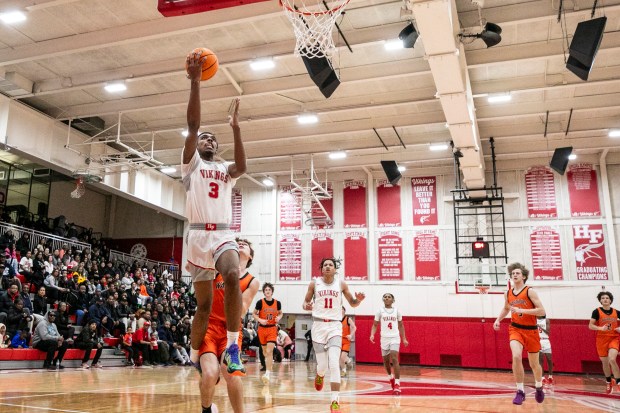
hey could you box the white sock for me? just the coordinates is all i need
[265,370,270,378]
[388,373,394,379]
[226,331,239,348]
[395,379,400,385]
[190,348,199,364]
[331,391,339,403]
[516,383,524,392]
[535,381,542,388]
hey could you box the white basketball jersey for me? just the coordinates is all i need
[182,151,237,224]
[313,277,342,321]
[375,307,401,338]
[537,318,549,340]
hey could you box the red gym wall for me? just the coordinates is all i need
[354,316,600,374]
[112,237,182,266]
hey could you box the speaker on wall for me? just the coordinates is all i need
[380,161,402,185]
[549,146,573,175]
[566,16,607,81]
[301,54,341,99]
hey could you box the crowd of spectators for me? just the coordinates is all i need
[0,230,197,369]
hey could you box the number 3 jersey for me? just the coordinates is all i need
[313,276,343,321]
[182,150,237,224]
[375,307,402,339]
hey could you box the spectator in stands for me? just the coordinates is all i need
[19,250,35,284]
[132,321,154,366]
[126,312,138,332]
[6,299,32,338]
[56,302,75,344]
[3,250,19,280]
[75,320,104,369]
[117,295,131,327]
[51,249,61,266]
[44,269,68,304]
[33,251,46,282]
[44,254,54,276]
[75,284,90,326]
[121,272,132,292]
[137,280,151,307]
[277,325,294,362]
[150,320,168,365]
[33,286,47,322]
[169,322,191,365]
[104,295,125,336]
[158,320,179,365]
[11,329,29,348]
[0,282,19,324]
[16,233,30,257]
[0,322,9,348]
[88,296,108,333]
[32,310,69,370]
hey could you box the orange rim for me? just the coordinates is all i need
[279,0,351,16]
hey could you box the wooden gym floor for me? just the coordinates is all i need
[1,361,620,412]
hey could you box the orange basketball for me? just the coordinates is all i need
[186,47,218,81]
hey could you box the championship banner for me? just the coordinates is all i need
[568,164,601,217]
[310,184,333,229]
[530,226,563,280]
[573,224,608,280]
[344,231,368,281]
[311,232,334,279]
[414,230,440,280]
[377,180,401,227]
[230,188,242,232]
[279,235,302,281]
[343,180,367,228]
[279,185,302,230]
[525,166,557,218]
[411,177,438,225]
[378,231,403,280]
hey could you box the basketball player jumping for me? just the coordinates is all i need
[493,263,546,405]
[303,258,365,413]
[253,282,282,385]
[369,293,408,395]
[185,52,247,375]
[589,291,620,394]
[198,238,259,413]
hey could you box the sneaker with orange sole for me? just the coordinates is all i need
[606,380,613,394]
[330,401,340,412]
[315,374,324,391]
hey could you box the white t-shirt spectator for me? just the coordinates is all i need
[19,256,33,272]
[277,329,293,347]
[44,260,54,275]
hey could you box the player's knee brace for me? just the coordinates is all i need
[328,346,341,383]
[315,347,328,376]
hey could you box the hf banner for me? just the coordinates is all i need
[573,224,608,280]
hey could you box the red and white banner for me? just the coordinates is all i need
[568,164,601,217]
[311,232,334,279]
[573,224,608,280]
[530,226,563,280]
[377,180,401,227]
[378,231,403,280]
[411,177,438,226]
[310,184,333,229]
[230,188,242,232]
[344,231,368,281]
[525,166,557,218]
[279,235,302,281]
[343,180,367,228]
[279,185,302,230]
[414,230,440,280]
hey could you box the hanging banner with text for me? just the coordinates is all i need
[525,166,557,218]
[343,180,367,228]
[530,226,563,280]
[568,164,601,217]
[310,184,333,229]
[231,188,242,232]
[573,224,608,280]
[311,232,334,279]
[279,185,302,230]
[414,230,440,281]
[279,235,302,281]
[344,231,368,281]
[378,231,403,280]
[377,180,401,227]
[411,177,438,225]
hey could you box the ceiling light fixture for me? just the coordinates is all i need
[384,39,404,50]
[297,113,318,124]
[487,93,512,104]
[568,154,577,160]
[609,129,620,138]
[329,151,346,160]
[181,130,189,137]
[104,81,127,93]
[398,165,406,172]
[429,143,449,151]
[262,177,275,187]
[0,10,26,24]
[161,167,177,174]
[250,58,275,71]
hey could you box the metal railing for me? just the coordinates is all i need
[0,221,91,254]
[108,249,180,280]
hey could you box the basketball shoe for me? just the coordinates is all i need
[393,384,401,395]
[223,344,246,376]
[542,377,549,386]
[389,377,396,390]
[314,374,324,391]
[535,387,545,403]
[547,377,554,386]
[512,390,525,405]
[606,379,614,394]
[330,401,340,412]
[261,373,270,385]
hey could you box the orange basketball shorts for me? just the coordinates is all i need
[258,325,278,346]
[509,325,541,353]
[199,322,242,358]
[596,335,620,357]
[341,338,351,353]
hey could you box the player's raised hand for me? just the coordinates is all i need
[186,52,204,82]
[355,292,366,302]
[228,97,240,128]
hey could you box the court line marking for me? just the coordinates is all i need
[0,403,88,413]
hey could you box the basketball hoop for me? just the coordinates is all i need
[475,285,490,294]
[70,177,86,199]
[279,0,351,58]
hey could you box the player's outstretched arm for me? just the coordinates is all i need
[227,98,247,178]
[341,280,364,308]
[369,320,378,343]
[184,52,204,165]
[398,319,408,347]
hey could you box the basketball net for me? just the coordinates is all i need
[70,177,86,199]
[279,0,350,58]
[475,285,490,295]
